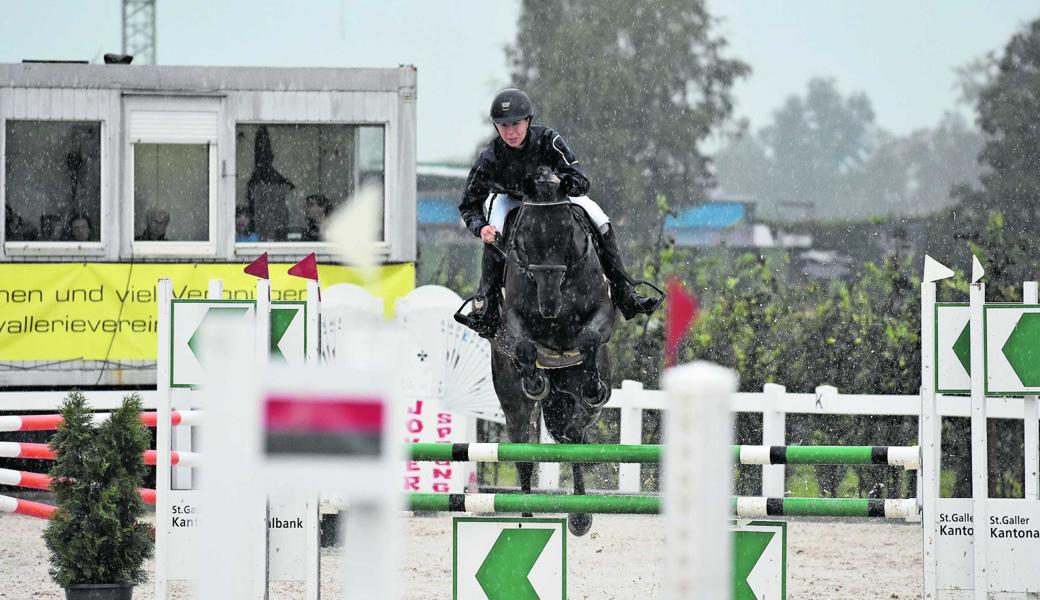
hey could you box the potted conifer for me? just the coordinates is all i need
[43,391,154,600]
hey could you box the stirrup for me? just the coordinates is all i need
[616,280,665,319]
[453,295,498,338]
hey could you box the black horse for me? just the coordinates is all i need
[488,168,616,536]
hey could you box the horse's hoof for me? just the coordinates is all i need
[521,372,549,400]
[568,512,593,537]
[581,379,609,407]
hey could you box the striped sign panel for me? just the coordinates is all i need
[263,394,385,457]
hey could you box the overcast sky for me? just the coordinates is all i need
[2,1,1037,163]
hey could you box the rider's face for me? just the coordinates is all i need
[495,119,529,148]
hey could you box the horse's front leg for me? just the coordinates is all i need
[576,301,614,404]
[505,307,549,400]
[568,462,593,536]
[499,375,535,501]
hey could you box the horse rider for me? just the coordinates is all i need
[454,88,662,338]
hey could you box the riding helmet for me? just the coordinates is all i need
[490,88,534,124]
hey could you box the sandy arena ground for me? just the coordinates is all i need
[0,512,925,599]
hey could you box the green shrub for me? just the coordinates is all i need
[43,391,153,587]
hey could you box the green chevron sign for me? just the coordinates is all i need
[171,300,255,388]
[476,529,555,600]
[453,517,786,600]
[271,301,307,366]
[171,300,307,387]
[454,518,566,600]
[984,305,1040,395]
[935,303,971,394]
[733,521,787,600]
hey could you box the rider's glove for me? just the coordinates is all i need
[559,175,578,196]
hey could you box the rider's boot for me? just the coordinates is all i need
[598,226,663,319]
[454,244,505,339]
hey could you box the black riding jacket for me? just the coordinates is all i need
[458,125,590,237]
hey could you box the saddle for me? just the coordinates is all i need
[535,342,584,369]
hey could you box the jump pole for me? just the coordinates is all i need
[0,441,200,466]
[408,492,916,519]
[0,410,199,432]
[407,442,919,468]
[0,494,56,519]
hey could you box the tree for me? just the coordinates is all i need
[847,112,984,217]
[709,129,768,198]
[44,392,153,588]
[954,18,1040,291]
[506,0,749,232]
[713,78,985,221]
[760,79,878,219]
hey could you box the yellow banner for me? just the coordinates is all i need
[0,262,414,361]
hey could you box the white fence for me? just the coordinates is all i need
[540,380,1040,498]
[4,383,1038,499]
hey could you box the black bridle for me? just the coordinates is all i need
[489,199,593,281]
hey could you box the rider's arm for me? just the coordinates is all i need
[458,154,494,237]
[545,130,590,197]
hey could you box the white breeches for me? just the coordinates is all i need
[484,194,610,234]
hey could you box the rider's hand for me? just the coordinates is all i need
[480,225,498,244]
[559,175,575,195]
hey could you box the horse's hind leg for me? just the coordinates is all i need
[568,462,593,536]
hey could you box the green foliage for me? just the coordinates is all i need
[43,392,153,587]
[953,18,1040,293]
[506,0,749,230]
[604,195,675,386]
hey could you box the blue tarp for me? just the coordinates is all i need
[417,197,461,225]
[665,202,746,229]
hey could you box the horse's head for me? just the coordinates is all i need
[515,167,579,319]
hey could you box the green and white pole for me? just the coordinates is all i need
[407,443,919,468]
[734,445,919,469]
[407,493,917,519]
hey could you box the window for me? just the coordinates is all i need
[126,101,219,253]
[133,143,209,242]
[4,120,101,243]
[234,124,385,243]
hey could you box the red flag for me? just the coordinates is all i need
[288,252,320,281]
[244,252,269,280]
[664,277,699,367]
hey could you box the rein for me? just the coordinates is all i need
[492,200,594,281]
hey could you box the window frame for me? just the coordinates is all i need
[124,96,221,259]
[2,118,108,258]
[231,120,389,259]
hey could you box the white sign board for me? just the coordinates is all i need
[403,397,473,494]
[935,303,970,394]
[267,495,317,582]
[454,517,566,600]
[165,490,203,580]
[935,498,1040,593]
[170,300,255,388]
[984,305,1040,395]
